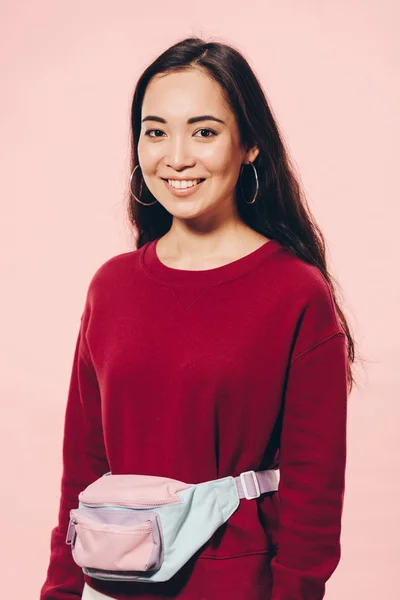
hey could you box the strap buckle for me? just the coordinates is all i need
[240,470,261,500]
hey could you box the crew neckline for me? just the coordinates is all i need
[140,236,282,285]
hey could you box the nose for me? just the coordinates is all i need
[165,138,195,171]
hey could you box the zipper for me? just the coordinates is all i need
[74,519,152,534]
[70,507,153,533]
[80,502,154,510]
[83,568,142,581]
[79,498,177,508]
[65,518,77,545]
[75,520,152,534]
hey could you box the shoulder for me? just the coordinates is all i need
[83,244,147,306]
[92,247,141,281]
[272,243,336,303]
[271,244,345,356]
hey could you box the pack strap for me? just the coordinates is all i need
[235,469,280,500]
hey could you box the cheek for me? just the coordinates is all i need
[209,156,240,184]
[137,147,160,174]
[202,140,239,177]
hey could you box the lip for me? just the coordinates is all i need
[162,178,206,197]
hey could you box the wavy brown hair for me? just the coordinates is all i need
[127,36,360,393]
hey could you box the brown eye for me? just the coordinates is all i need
[145,129,164,137]
[195,129,217,138]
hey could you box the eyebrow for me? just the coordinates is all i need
[141,114,226,125]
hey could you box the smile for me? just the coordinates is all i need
[161,178,206,197]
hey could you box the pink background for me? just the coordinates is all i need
[1,0,399,597]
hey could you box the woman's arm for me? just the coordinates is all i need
[40,309,110,600]
[270,331,348,600]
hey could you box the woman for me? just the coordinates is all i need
[40,36,356,600]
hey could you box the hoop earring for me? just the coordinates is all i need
[239,161,259,204]
[129,164,158,206]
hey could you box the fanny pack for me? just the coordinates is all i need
[65,468,280,583]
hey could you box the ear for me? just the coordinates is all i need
[243,145,260,164]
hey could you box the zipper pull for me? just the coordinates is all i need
[65,518,77,545]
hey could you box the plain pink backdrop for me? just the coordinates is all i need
[1,0,399,597]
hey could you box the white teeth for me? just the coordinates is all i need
[167,179,202,189]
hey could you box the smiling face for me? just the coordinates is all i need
[137,68,259,224]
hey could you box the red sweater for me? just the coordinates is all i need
[40,238,348,600]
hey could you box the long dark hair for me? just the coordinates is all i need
[127,36,360,393]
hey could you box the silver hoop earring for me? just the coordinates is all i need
[239,161,259,204]
[129,164,158,206]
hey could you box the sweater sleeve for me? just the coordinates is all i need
[270,331,348,600]
[40,308,110,600]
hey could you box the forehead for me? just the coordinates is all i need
[142,68,232,123]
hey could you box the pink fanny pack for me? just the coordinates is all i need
[66,468,280,583]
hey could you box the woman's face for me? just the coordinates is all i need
[137,68,259,223]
